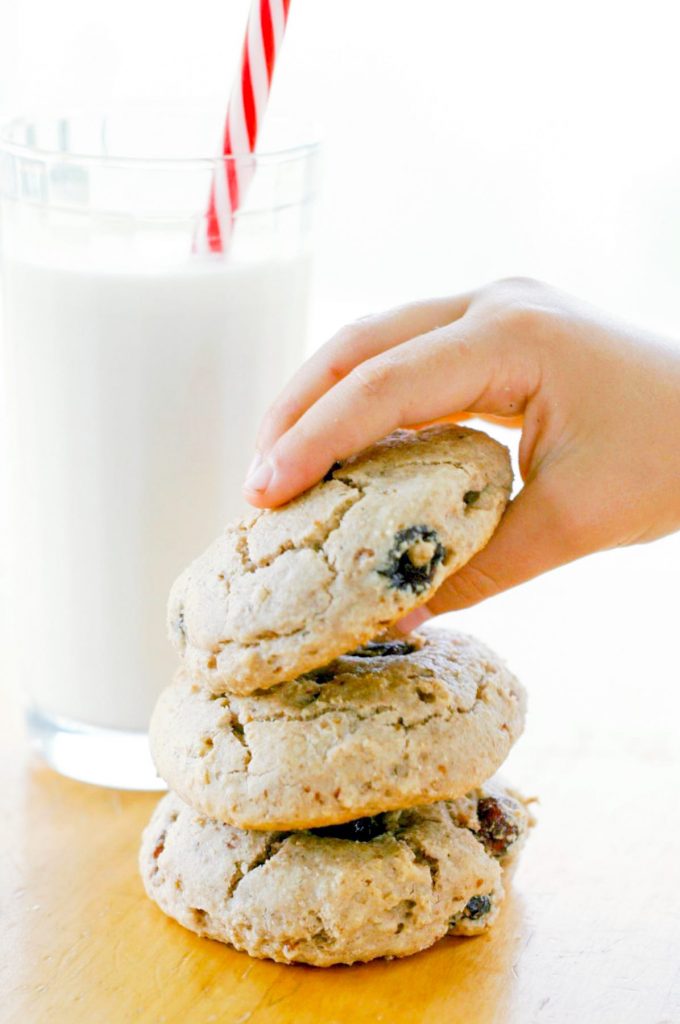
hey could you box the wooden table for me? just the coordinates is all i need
[2,534,680,1024]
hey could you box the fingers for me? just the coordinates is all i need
[394,606,433,633]
[244,319,500,507]
[255,293,474,454]
[426,469,584,614]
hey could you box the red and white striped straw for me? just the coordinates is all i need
[197,0,292,254]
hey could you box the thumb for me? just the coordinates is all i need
[426,470,582,614]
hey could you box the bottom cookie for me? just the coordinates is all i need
[140,780,532,967]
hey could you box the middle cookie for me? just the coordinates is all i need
[150,629,526,830]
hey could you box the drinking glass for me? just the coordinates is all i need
[0,105,319,788]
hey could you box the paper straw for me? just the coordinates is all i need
[196,0,291,254]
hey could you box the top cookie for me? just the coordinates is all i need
[168,424,512,694]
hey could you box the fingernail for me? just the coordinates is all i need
[244,453,273,493]
[246,451,262,478]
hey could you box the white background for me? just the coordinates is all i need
[2,0,680,334]
[1,0,679,759]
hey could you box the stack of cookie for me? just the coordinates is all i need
[140,425,532,966]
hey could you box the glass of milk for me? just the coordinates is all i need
[0,105,319,789]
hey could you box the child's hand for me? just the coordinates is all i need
[243,278,680,613]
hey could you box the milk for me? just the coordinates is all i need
[2,255,310,730]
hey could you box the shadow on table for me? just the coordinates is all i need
[136,889,528,1024]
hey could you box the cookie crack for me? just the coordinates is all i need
[234,527,257,573]
[202,681,495,793]
[220,704,493,786]
[228,707,253,767]
[396,834,441,890]
[354,458,471,475]
[330,472,366,494]
[219,701,451,729]
[201,677,501,786]
[295,703,477,760]
[209,544,339,651]
[211,674,487,729]
[226,833,289,900]
[243,483,362,573]
[206,494,368,650]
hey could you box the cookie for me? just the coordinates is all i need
[167,424,512,695]
[149,629,526,830]
[139,780,531,967]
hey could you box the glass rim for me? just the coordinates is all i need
[0,109,320,170]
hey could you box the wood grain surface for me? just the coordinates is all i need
[2,706,679,1023]
[2,535,680,1024]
